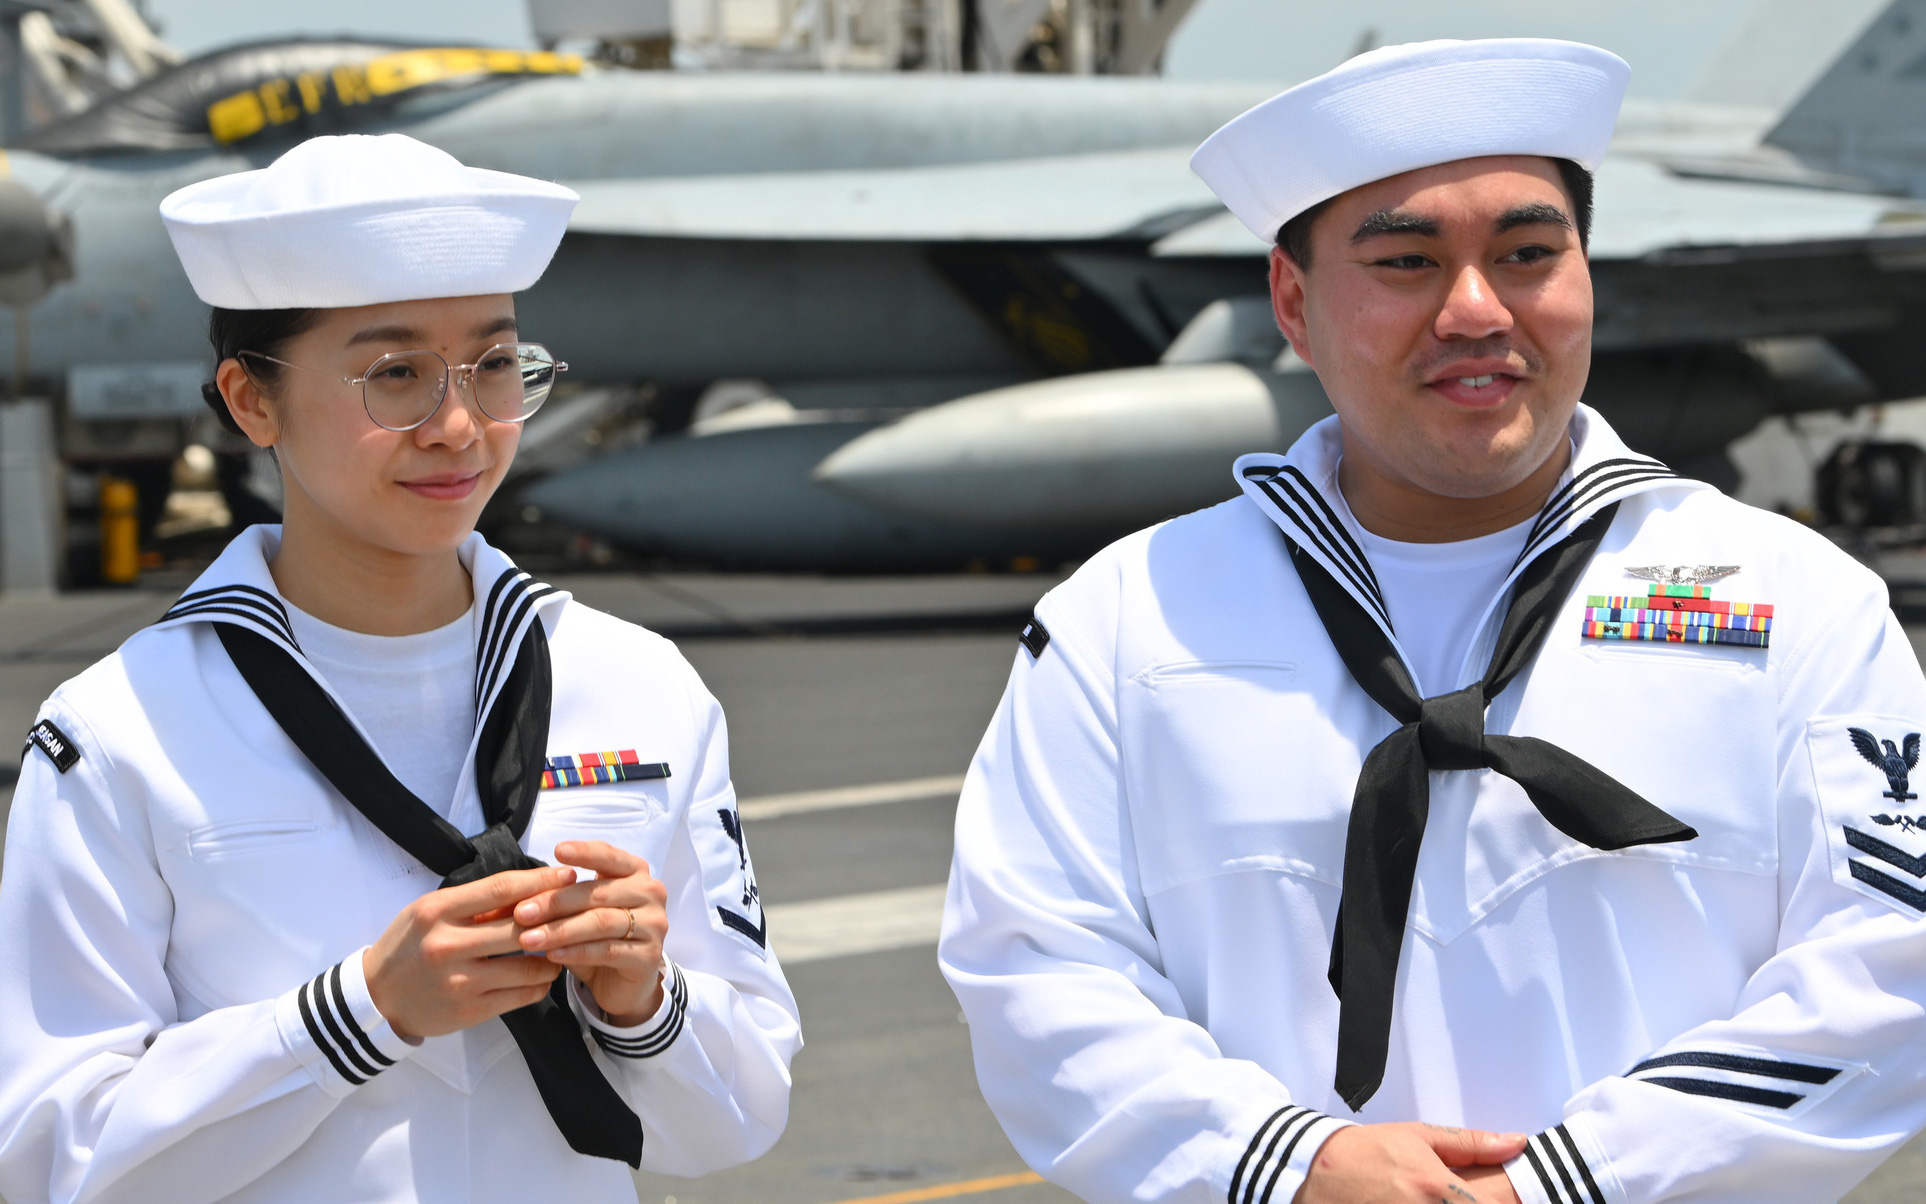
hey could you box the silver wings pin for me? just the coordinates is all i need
[1624,565,1741,586]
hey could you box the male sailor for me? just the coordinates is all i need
[940,38,1926,1204]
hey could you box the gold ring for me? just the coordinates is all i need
[622,908,637,941]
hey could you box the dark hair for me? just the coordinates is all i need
[201,307,322,435]
[1275,157,1594,269]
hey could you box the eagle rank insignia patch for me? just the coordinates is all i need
[1582,565,1771,649]
[541,749,670,789]
[1812,719,1926,915]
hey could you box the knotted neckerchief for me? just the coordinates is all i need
[215,620,644,1166]
[1288,502,1698,1112]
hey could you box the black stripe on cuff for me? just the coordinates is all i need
[296,971,364,1085]
[1227,1105,1326,1204]
[1228,1106,1296,1204]
[1257,1111,1327,1204]
[1522,1127,1604,1204]
[328,962,396,1069]
[592,965,688,1059]
[1540,1131,1585,1204]
[1522,1137,1564,1204]
[307,971,381,1080]
[1552,1124,1606,1204]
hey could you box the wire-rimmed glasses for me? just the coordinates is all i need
[238,342,567,432]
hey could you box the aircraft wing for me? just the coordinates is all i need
[563,147,1222,242]
[1150,156,1926,259]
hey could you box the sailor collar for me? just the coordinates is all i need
[150,525,571,725]
[1234,404,1709,644]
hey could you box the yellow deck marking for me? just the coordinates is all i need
[824,1170,1045,1204]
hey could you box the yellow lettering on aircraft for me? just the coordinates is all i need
[205,49,585,144]
[296,71,326,114]
[206,91,265,143]
[332,63,374,106]
[258,78,299,125]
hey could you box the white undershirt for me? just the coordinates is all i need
[1350,514,1536,700]
[285,602,478,825]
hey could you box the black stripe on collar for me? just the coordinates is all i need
[1515,457,1674,568]
[1263,479,1386,628]
[161,584,300,650]
[1273,466,1384,598]
[476,570,535,686]
[1257,476,1392,631]
[476,576,558,714]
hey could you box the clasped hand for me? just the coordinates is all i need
[364,840,670,1040]
[1294,1123,1525,1204]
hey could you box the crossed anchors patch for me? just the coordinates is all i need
[1838,726,1926,913]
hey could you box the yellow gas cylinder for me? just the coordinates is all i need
[100,476,141,584]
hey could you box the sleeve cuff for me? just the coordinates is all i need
[571,959,687,1060]
[276,946,414,1096]
[1226,1106,1353,1204]
[1506,1123,1613,1204]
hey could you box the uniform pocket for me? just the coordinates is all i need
[187,817,323,860]
[1137,660,1299,689]
[1581,641,1762,673]
[526,787,672,866]
[535,783,670,825]
[1121,658,1364,896]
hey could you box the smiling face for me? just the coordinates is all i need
[219,294,523,559]
[1270,155,1592,516]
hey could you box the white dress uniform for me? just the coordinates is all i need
[0,132,798,1204]
[942,404,1926,1204]
[0,527,800,1203]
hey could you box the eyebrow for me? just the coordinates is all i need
[1349,202,1575,247]
[1351,209,1439,243]
[345,316,519,348]
[345,324,420,348]
[1494,202,1573,235]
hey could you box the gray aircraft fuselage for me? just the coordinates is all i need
[2,71,1278,392]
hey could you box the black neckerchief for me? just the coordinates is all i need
[216,620,645,1166]
[1287,503,1698,1111]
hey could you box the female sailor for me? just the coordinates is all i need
[0,133,798,1204]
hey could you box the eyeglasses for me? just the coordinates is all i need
[238,343,567,432]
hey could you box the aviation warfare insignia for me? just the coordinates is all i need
[1581,572,1772,649]
[1849,727,1920,802]
[1871,813,1926,836]
[1624,565,1742,586]
[540,749,671,789]
[24,719,80,773]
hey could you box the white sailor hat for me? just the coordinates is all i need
[1190,38,1629,242]
[160,133,580,310]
